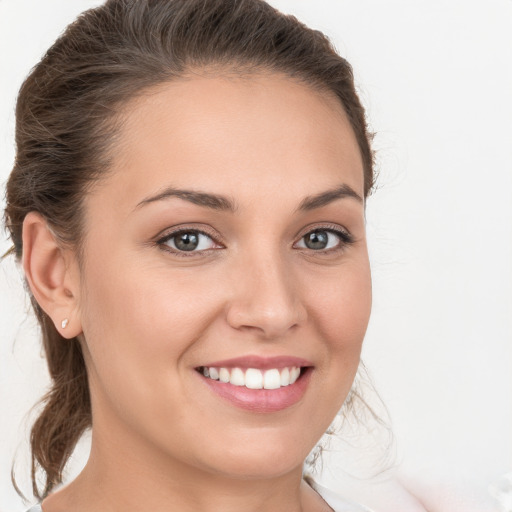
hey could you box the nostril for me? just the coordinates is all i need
[224,281,306,339]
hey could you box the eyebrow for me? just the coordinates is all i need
[135,183,362,213]
[297,184,363,211]
[135,187,237,212]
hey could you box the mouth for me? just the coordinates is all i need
[194,357,313,413]
[195,365,304,390]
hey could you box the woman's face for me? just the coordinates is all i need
[76,73,371,479]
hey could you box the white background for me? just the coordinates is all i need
[1,1,511,510]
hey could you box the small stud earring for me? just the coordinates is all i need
[61,318,69,329]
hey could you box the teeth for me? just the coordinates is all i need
[245,368,263,389]
[263,369,281,389]
[230,367,245,386]
[219,367,230,383]
[200,366,303,389]
[280,367,290,387]
[290,367,300,383]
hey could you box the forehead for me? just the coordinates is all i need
[92,73,364,211]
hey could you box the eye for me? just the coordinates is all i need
[295,228,353,252]
[158,229,220,253]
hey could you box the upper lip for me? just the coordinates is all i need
[197,355,314,370]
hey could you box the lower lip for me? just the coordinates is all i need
[197,368,313,413]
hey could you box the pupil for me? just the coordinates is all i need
[305,231,328,250]
[175,232,199,251]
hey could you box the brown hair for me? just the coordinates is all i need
[4,0,375,500]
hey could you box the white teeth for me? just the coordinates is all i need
[263,369,281,389]
[219,367,230,383]
[200,365,303,390]
[230,367,245,386]
[290,367,301,384]
[280,367,290,387]
[245,368,264,389]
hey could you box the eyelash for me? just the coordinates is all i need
[295,224,355,255]
[156,227,223,258]
[156,224,355,257]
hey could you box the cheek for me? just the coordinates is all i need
[306,259,372,351]
[80,258,219,364]
[76,251,228,444]
[302,257,372,411]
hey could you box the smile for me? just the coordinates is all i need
[197,366,302,389]
[195,356,314,413]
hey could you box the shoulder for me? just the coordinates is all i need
[25,484,374,512]
[313,481,374,512]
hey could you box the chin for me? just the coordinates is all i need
[212,457,303,481]
[197,435,312,480]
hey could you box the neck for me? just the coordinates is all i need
[43,421,316,512]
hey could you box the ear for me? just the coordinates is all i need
[22,212,83,339]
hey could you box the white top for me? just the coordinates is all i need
[313,482,374,512]
[25,485,373,512]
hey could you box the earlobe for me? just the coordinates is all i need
[22,212,82,339]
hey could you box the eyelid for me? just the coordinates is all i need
[155,224,225,255]
[293,223,355,251]
[294,222,353,240]
[153,222,354,257]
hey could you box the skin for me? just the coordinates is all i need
[23,73,372,512]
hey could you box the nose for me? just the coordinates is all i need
[225,251,307,339]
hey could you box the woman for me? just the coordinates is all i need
[4,0,377,510]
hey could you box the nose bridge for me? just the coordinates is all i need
[226,243,305,338]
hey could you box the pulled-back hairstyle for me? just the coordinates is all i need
[4,0,375,500]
